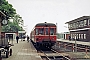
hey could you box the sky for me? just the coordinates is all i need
[7,0,90,35]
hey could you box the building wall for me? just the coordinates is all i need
[0,18,2,46]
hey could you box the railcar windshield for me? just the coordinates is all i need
[39,28,44,35]
[36,27,56,35]
[36,28,38,35]
[36,28,44,35]
[50,28,55,35]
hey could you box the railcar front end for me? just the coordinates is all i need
[30,22,57,48]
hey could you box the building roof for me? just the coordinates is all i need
[0,11,6,17]
[65,16,90,24]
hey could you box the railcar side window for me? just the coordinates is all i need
[50,28,54,35]
[36,28,38,35]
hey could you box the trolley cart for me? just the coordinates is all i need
[0,35,12,58]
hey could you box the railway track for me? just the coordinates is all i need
[37,47,71,60]
[52,42,90,60]
[32,40,90,60]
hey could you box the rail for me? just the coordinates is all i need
[51,48,71,60]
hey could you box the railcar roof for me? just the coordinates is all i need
[35,23,56,27]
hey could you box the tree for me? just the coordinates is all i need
[13,14,24,27]
[1,0,24,32]
[0,0,16,20]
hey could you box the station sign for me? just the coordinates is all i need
[18,31,26,33]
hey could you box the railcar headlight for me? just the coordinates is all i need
[53,37,54,39]
[36,38,39,41]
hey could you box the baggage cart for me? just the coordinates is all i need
[0,35,12,58]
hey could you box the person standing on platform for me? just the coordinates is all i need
[69,36,71,41]
[16,35,19,43]
[27,35,29,42]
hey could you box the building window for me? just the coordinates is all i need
[79,34,81,39]
[81,34,83,39]
[70,24,73,29]
[73,23,76,28]
[84,20,87,26]
[78,21,81,27]
[76,22,79,28]
[76,34,78,39]
[74,34,76,39]
[71,34,72,39]
[80,21,84,27]
[84,34,86,39]
[68,24,70,29]
[88,19,90,25]
[73,34,75,40]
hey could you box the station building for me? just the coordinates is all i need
[1,32,18,40]
[59,32,70,40]
[66,16,90,42]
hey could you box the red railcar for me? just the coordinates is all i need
[30,22,57,48]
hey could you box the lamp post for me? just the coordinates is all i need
[75,34,77,52]
[20,27,23,41]
[56,23,57,39]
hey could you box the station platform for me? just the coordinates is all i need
[57,39,90,46]
[3,39,42,60]
[56,39,90,60]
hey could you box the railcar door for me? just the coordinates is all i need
[44,27,50,41]
[45,28,49,35]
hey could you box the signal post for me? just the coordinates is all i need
[0,11,6,45]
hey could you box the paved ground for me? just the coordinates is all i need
[2,39,42,60]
